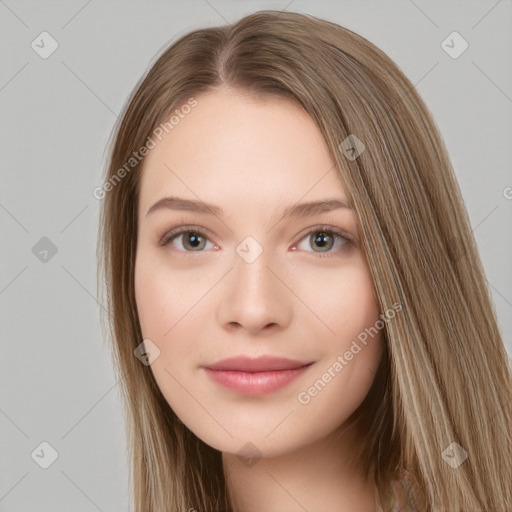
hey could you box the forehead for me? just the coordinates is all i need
[138,88,347,218]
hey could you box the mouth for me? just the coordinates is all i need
[202,355,314,395]
[204,354,313,372]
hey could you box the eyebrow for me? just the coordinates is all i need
[145,196,352,219]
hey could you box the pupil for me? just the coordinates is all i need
[186,232,203,250]
[313,231,332,251]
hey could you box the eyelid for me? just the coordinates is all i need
[292,224,352,245]
[158,224,217,248]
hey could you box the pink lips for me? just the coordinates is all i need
[203,355,313,395]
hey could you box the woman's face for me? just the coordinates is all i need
[134,88,384,458]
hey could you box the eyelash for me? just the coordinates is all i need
[158,223,352,259]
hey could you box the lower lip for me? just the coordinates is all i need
[203,365,312,395]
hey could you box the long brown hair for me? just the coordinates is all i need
[97,10,512,511]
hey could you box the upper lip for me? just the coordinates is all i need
[204,355,313,372]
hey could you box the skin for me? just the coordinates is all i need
[134,87,383,512]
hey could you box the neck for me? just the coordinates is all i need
[222,422,377,512]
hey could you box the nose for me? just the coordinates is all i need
[216,246,292,336]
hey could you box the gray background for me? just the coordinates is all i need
[1,0,511,510]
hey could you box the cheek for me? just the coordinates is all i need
[302,258,380,341]
[134,260,167,336]
[134,257,196,397]
[134,252,203,338]
[296,260,383,407]
[134,252,216,385]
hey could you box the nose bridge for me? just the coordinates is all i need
[235,242,276,297]
[217,235,291,332]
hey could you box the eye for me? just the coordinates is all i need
[293,225,351,257]
[159,226,217,253]
[159,224,352,257]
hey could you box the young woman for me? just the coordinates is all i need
[97,10,512,512]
